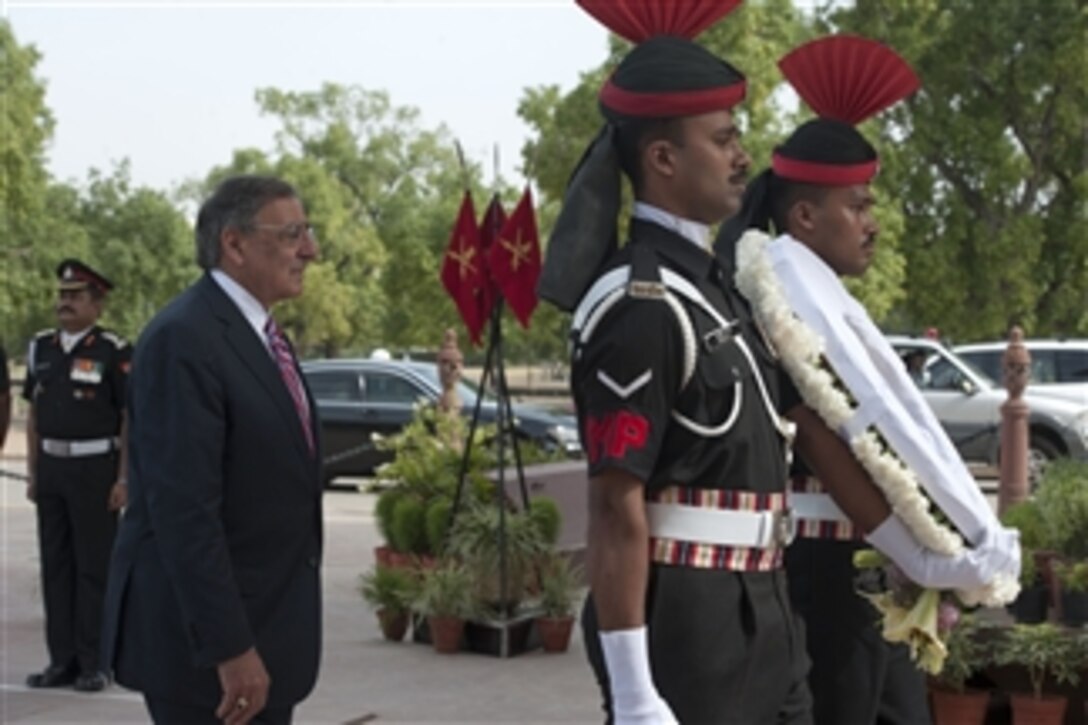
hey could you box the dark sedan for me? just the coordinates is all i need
[301,358,582,484]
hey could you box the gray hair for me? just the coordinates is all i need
[194,175,298,270]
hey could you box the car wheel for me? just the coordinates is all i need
[1027,434,1063,491]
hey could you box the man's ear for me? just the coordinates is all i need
[644,139,676,180]
[789,199,820,235]
[220,226,246,266]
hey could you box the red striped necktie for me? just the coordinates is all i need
[264,317,315,454]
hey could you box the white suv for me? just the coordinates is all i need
[887,336,1088,486]
[953,339,1088,407]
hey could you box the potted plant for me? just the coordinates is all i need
[1034,459,1088,618]
[1053,559,1088,627]
[1001,500,1050,623]
[535,552,583,653]
[446,502,547,615]
[373,405,497,567]
[994,623,1084,725]
[413,562,476,654]
[928,615,994,725]
[359,565,419,642]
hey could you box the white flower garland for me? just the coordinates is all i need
[735,230,1017,607]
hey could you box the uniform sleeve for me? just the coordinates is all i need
[110,338,133,409]
[574,297,684,482]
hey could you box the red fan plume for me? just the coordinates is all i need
[778,35,920,125]
[577,0,743,43]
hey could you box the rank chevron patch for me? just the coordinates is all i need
[596,369,653,400]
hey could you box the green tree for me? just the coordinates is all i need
[829,0,1088,340]
[0,19,57,347]
[253,84,500,355]
[73,163,197,340]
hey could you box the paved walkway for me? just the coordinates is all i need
[0,440,603,724]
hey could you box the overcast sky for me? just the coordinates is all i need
[6,0,611,192]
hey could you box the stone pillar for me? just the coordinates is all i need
[436,328,464,415]
[998,326,1031,515]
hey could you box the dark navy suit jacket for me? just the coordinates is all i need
[102,273,323,708]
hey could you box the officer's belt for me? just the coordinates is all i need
[40,437,119,458]
[646,502,796,549]
[787,492,850,524]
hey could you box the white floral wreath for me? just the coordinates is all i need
[734,229,1016,607]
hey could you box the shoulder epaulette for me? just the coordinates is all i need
[33,328,55,340]
[100,330,129,349]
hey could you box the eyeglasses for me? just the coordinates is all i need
[247,221,317,246]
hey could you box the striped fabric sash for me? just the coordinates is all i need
[647,486,787,572]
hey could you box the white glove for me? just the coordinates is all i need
[865,515,1011,590]
[600,627,678,725]
[972,524,1022,581]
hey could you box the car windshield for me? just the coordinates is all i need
[920,351,997,388]
[413,366,496,406]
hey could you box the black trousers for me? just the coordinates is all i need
[34,452,119,674]
[583,565,812,725]
[785,538,931,725]
[145,696,294,724]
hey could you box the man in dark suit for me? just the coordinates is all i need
[102,175,323,724]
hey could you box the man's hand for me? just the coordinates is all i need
[215,647,270,725]
[601,627,678,725]
[866,515,1016,590]
[107,481,127,511]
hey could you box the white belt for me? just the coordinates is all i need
[788,492,850,523]
[41,437,119,458]
[646,502,795,548]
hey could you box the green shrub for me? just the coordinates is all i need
[529,496,562,547]
[424,497,453,556]
[1000,500,1048,550]
[414,562,477,619]
[1035,460,1088,559]
[538,552,583,619]
[447,502,547,611]
[390,497,427,554]
[375,488,405,545]
[994,623,1085,699]
[1054,560,1088,592]
[935,615,994,693]
[359,565,419,612]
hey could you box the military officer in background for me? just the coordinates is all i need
[23,259,131,693]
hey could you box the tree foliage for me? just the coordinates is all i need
[1,20,56,347]
[829,0,1087,340]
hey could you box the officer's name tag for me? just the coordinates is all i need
[71,358,104,384]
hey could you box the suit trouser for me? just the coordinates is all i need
[583,565,813,725]
[785,538,931,725]
[35,452,118,674]
[145,696,294,724]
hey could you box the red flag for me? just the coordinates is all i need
[476,194,506,331]
[440,191,487,345]
[488,187,541,328]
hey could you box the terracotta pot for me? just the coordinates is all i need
[388,550,413,569]
[374,545,393,567]
[376,608,410,642]
[1009,692,1068,725]
[428,615,465,654]
[536,616,574,654]
[930,686,990,725]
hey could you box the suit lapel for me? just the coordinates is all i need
[197,275,315,463]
